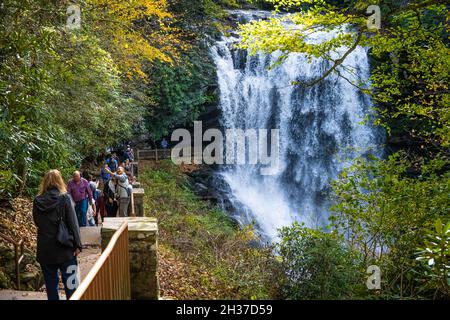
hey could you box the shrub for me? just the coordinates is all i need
[331,153,450,298]
[277,222,364,300]
[416,218,450,299]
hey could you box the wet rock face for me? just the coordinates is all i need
[186,165,221,202]
[192,182,209,197]
[186,166,241,226]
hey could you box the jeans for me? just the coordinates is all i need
[118,198,130,217]
[75,198,88,227]
[41,256,79,300]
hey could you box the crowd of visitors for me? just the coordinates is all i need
[32,145,135,300]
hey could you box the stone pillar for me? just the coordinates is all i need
[132,181,141,188]
[101,217,159,300]
[132,188,145,217]
[131,161,138,177]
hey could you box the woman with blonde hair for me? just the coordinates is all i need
[33,169,82,300]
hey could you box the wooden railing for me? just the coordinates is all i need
[0,232,24,290]
[70,221,131,300]
[137,148,203,162]
[137,148,171,161]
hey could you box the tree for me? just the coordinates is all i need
[239,0,450,152]
[0,0,183,197]
[82,0,184,79]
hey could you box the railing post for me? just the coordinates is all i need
[132,188,145,217]
[14,243,19,290]
[136,161,139,178]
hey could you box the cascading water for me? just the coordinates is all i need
[209,10,384,240]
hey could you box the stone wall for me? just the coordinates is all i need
[101,217,159,300]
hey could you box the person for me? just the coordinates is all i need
[95,189,106,224]
[123,159,131,175]
[100,163,111,185]
[33,170,82,300]
[125,146,134,162]
[101,153,119,185]
[111,153,120,168]
[161,138,169,149]
[125,146,135,177]
[104,166,132,217]
[104,178,118,217]
[67,171,93,227]
[85,176,97,227]
[126,172,135,185]
[87,175,103,225]
[87,204,96,226]
[87,174,98,194]
[106,153,118,172]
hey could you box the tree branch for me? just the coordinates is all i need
[296,31,363,88]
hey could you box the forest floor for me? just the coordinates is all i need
[0,197,37,250]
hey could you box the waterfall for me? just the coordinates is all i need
[209,11,384,240]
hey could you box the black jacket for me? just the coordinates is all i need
[33,188,82,265]
[104,182,116,206]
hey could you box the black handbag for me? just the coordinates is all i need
[56,194,75,248]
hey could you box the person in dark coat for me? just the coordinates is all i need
[104,178,118,217]
[33,169,83,300]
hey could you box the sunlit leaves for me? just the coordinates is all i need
[0,0,166,197]
[238,0,450,149]
[85,0,183,79]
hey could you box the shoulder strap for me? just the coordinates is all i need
[118,184,129,191]
[58,194,67,221]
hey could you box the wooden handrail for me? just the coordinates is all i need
[0,231,24,290]
[137,148,203,162]
[70,221,130,300]
[137,148,172,161]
